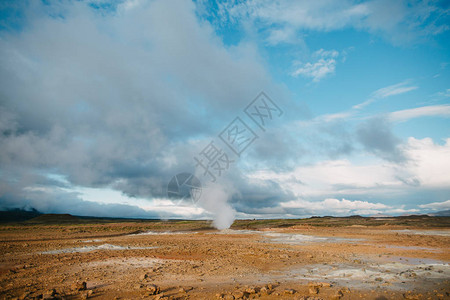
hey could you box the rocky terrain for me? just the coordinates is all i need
[0,216,449,299]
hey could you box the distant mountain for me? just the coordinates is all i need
[0,208,42,223]
[370,213,391,218]
[0,209,84,224]
[428,210,450,217]
[26,213,81,224]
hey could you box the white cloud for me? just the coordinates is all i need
[291,49,339,82]
[406,138,450,188]
[218,1,369,35]
[118,0,144,12]
[314,49,339,58]
[250,137,450,199]
[243,137,450,217]
[353,81,418,109]
[310,112,354,124]
[214,0,449,45]
[436,88,450,98]
[280,198,419,216]
[372,82,418,98]
[291,59,336,81]
[389,104,450,122]
[253,159,400,198]
[419,200,450,211]
[266,26,297,45]
[303,80,419,121]
[282,198,388,210]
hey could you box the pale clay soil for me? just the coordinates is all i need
[0,224,449,300]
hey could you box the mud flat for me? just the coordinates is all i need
[0,216,449,299]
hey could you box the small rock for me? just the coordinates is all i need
[330,291,344,300]
[42,289,57,300]
[311,282,332,288]
[309,286,319,294]
[284,288,295,294]
[80,292,89,300]
[232,291,245,299]
[139,273,149,280]
[245,287,257,294]
[403,292,420,299]
[179,286,193,293]
[71,281,87,291]
[146,284,160,295]
[154,293,167,300]
[375,277,383,282]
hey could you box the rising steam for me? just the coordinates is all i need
[198,183,236,230]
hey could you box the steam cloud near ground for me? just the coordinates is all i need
[198,184,236,230]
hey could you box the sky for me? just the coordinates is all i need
[0,0,449,223]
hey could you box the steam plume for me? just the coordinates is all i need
[198,183,236,230]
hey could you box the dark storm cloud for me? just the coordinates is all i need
[0,0,289,215]
[356,116,406,162]
[0,180,163,218]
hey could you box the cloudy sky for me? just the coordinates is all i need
[0,0,449,221]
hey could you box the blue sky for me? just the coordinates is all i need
[0,0,449,225]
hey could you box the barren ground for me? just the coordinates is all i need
[1,217,449,299]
